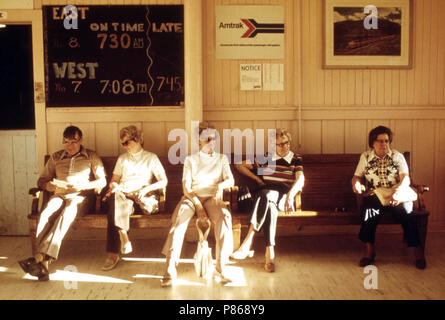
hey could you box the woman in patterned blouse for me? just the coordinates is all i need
[351,126,426,269]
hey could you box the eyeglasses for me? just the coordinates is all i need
[200,136,216,143]
[276,141,289,148]
[121,139,134,147]
[376,139,390,144]
[62,138,80,145]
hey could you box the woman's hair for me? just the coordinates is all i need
[120,125,143,145]
[63,126,82,139]
[368,126,392,148]
[198,121,216,136]
[276,128,292,143]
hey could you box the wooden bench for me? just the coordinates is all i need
[27,152,430,255]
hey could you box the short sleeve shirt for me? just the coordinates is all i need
[37,146,106,195]
[113,149,166,193]
[183,151,234,197]
[255,151,304,192]
[354,149,409,189]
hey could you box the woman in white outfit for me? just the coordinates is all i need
[161,122,234,287]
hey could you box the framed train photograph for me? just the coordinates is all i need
[323,0,413,68]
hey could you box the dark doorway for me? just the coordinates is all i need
[0,25,35,129]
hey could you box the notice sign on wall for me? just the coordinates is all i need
[43,5,184,107]
[216,6,284,59]
[240,64,261,90]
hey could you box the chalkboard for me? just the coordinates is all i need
[43,5,184,107]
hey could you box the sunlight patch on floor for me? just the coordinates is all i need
[22,270,133,284]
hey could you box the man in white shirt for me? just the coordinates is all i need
[161,122,234,286]
[102,125,167,271]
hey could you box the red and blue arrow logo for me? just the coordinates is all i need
[241,19,284,38]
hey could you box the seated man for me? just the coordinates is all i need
[18,126,106,281]
[101,125,168,271]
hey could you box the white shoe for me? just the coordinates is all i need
[230,249,254,260]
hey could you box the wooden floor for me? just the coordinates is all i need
[1,232,444,300]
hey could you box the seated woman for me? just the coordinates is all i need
[160,122,235,287]
[102,125,168,271]
[231,129,304,272]
[352,125,426,269]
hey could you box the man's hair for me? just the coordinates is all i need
[120,125,143,145]
[63,126,82,139]
[368,126,393,148]
[276,128,292,143]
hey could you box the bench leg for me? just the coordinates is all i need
[417,214,429,250]
[28,218,38,256]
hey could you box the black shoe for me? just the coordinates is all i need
[359,255,375,267]
[415,258,427,270]
[18,257,49,280]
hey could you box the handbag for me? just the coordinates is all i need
[193,219,213,278]
[374,186,418,206]
[237,186,254,213]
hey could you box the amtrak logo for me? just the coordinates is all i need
[241,19,284,38]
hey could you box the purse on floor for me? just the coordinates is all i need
[193,219,213,278]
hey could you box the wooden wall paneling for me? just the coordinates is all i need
[340,71,348,106]
[321,120,344,154]
[230,58,239,107]
[165,121,185,158]
[293,0,302,106]
[47,122,68,154]
[392,120,413,153]
[413,0,424,105]
[256,120,278,154]
[282,0,292,106]
[0,135,14,234]
[34,0,42,9]
[369,70,377,105]
[435,120,445,222]
[355,70,363,106]
[376,70,385,106]
[399,70,407,106]
[142,121,166,157]
[12,136,30,235]
[344,120,367,154]
[301,120,321,154]
[391,70,400,106]
[95,122,119,156]
[300,0,310,105]
[428,0,439,105]
[203,0,214,107]
[346,70,355,106]
[331,70,340,106]
[308,0,320,105]
[436,0,445,105]
[383,70,392,106]
[324,70,332,106]
[412,120,436,220]
[25,134,38,205]
[421,0,432,106]
[362,70,370,105]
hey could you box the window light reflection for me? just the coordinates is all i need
[22,270,133,284]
